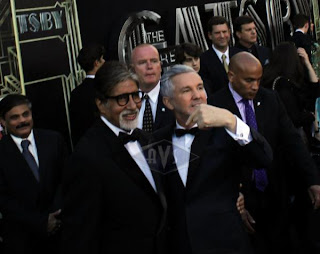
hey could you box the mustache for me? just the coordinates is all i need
[16,122,30,129]
[121,108,139,116]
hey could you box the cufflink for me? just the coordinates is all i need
[162,107,166,112]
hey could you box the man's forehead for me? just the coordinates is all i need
[238,67,262,78]
[7,104,30,112]
[242,22,255,29]
[132,46,159,60]
[111,80,138,94]
[173,72,202,84]
[212,24,229,32]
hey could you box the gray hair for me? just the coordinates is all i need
[160,64,196,98]
[94,61,139,101]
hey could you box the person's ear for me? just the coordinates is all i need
[95,98,107,115]
[162,96,174,110]
[235,31,241,40]
[228,70,234,82]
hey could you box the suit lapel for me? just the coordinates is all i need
[4,135,40,185]
[210,49,228,81]
[33,130,47,185]
[223,88,242,119]
[154,93,169,130]
[100,123,159,201]
[186,130,212,188]
[253,91,265,134]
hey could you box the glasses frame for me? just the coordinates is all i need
[105,91,144,106]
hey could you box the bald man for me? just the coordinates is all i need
[210,52,320,254]
[130,44,174,132]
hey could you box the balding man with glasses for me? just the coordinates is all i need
[61,61,167,254]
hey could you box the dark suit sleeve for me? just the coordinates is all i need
[51,133,69,211]
[61,149,103,254]
[199,54,211,81]
[240,127,273,169]
[0,165,48,233]
[0,131,67,234]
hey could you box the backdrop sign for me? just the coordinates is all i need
[16,5,67,41]
[75,0,317,65]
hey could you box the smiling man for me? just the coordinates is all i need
[153,64,272,254]
[61,61,167,254]
[199,16,240,94]
[0,94,66,254]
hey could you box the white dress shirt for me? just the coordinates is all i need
[172,117,252,186]
[137,82,160,129]
[100,116,157,192]
[11,130,39,166]
[212,44,230,65]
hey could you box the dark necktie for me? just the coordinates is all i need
[21,140,40,182]
[242,99,268,192]
[142,94,154,133]
[175,127,199,137]
[119,129,140,144]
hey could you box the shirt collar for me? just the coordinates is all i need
[295,29,305,34]
[228,83,245,103]
[145,81,160,104]
[100,116,133,136]
[175,121,198,130]
[11,129,35,148]
[86,75,95,79]
[212,44,229,60]
[228,83,255,106]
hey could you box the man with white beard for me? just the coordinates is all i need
[61,61,167,254]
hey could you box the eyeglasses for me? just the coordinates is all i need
[105,91,144,106]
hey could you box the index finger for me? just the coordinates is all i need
[186,112,194,126]
[186,109,197,126]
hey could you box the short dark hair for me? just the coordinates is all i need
[0,94,32,119]
[233,15,254,33]
[94,61,139,101]
[175,43,203,64]
[292,14,309,29]
[207,16,230,33]
[78,43,105,72]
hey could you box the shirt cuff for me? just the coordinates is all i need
[225,115,252,146]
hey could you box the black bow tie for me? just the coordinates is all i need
[119,129,140,144]
[175,127,199,137]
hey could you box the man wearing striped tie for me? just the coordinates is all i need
[0,94,66,254]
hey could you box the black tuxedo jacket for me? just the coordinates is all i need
[210,86,320,252]
[153,122,272,254]
[154,92,175,131]
[69,78,98,146]
[0,129,66,253]
[61,120,167,254]
[233,44,270,66]
[199,46,238,94]
[290,31,312,62]
[210,87,320,192]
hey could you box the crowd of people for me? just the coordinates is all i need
[0,13,319,254]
